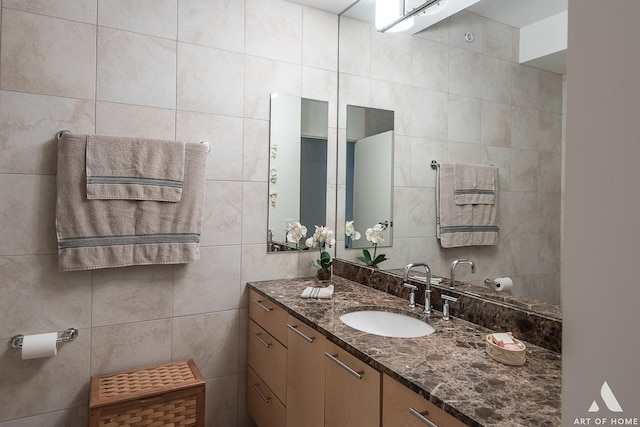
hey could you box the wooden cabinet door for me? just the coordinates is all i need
[324,341,381,427]
[286,315,326,427]
[382,373,468,427]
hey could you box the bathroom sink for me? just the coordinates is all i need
[339,310,435,338]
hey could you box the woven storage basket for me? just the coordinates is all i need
[90,359,205,427]
[485,335,527,366]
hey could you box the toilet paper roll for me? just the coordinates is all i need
[21,332,58,360]
[494,277,513,292]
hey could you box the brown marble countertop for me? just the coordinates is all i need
[247,276,561,427]
[386,267,562,320]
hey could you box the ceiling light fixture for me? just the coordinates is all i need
[375,0,414,32]
[376,0,444,33]
[419,0,448,17]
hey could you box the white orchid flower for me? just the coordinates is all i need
[287,221,307,244]
[305,237,315,248]
[345,221,361,240]
[365,224,385,245]
[323,229,336,247]
[306,225,336,248]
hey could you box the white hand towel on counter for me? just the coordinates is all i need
[301,285,334,299]
[453,162,498,205]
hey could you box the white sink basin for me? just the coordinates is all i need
[339,310,435,338]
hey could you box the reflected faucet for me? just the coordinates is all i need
[450,259,476,289]
[403,262,433,316]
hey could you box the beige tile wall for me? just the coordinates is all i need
[0,0,337,425]
[335,11,564,305]
[0,0,562,424]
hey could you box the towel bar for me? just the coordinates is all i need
[57,130,71,141]
[57,131,212,155]
[9,327,78,349]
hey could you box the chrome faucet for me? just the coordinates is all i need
[450,258,476,289]
[403,262,433,316]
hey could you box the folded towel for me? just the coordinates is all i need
[56,133,207,271]
[454,163,497,205]
[436,163,499,248]
[86,134,185,202]
[301,284,334,299]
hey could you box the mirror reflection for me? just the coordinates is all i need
[267,94,329,252]
[336,5,564,313]
[345,105,394,249]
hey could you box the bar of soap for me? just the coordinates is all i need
[492,332,515,345]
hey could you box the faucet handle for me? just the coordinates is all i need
[441,294,458,320]
[403,282,418,291]
[441,294,458,303]
[403,282,418,308]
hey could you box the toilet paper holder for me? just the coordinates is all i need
[484,278,499,288]
[9,328,78,349]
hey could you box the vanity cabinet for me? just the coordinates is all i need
[247,290,288,427]
[324,341,381,427]
[382,373,467,427]
[286,315,326,427]
[248,289,467,427]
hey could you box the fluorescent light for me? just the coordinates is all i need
[387,16,415,32]
[375,0,414,32]
[375,0,476,33]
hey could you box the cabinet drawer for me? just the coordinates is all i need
[382,373,467,427]
[249,289,288,346]
[247,367,285,427]
[248,319,287,404]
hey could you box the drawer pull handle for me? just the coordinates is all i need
[287,324,315,343]
[251,382,271,403]
[252,299,273,312]
[409,407,439,427]
[325,352,363,379]
[252,332,272,348]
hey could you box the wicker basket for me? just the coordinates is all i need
[485,334,527,366]
[90,359,205,427]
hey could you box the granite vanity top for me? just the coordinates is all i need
[247,276,561,427]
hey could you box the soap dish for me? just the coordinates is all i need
[485,334,526,366]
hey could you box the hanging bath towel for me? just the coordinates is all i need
[436,162,499,248]
[86,134,186,202]
[56,133,207,271]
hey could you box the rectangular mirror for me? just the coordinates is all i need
[344,105,394,249]
[267,93,329,252]
[336,8,563,313]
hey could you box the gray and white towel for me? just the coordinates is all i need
[301,284,334,299]
[86,134,186,202]
[56,133,207,271]
[453,162,497,205]
[436,162,499,248]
